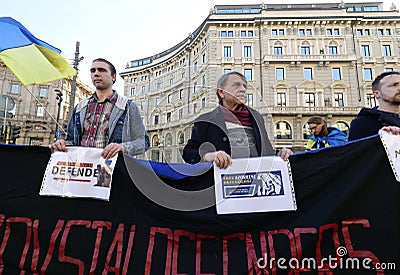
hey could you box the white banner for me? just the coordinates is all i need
[379,129,400,182]
[40,147,118,200]
[214,156,296,214]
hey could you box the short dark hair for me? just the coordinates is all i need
[372,71,400,91]
[92,58,116,77]
[216,71,247,102]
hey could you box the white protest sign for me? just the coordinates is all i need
[214,156,296,214]
[40,147,118,200]
[379,129,400,182]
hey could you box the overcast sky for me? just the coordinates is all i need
[1,0,394,92]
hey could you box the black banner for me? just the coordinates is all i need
[0,136,398,274]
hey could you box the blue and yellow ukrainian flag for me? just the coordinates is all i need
[0,17,76,85]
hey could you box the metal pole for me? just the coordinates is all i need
[3,96,8,134]
[54,89,63,139]
[68,41,83,120]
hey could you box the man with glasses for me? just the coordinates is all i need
[306,116,347,151]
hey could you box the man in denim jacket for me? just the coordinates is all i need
[50,58,146,158]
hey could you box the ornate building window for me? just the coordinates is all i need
[363,68,373,81]
[244,69,252,80]
[304,92,315,107]
[178,131,185,145]
[303,123,312,139]
[247,93,253,107]
[304,68,313,80]
[165,133,173,146]
[11,84,19,94]
[276,68,285,80]
[277,93,286,107]
[275,121,292,139]
[224,46,232,57]
[243,46,252,57]
[332,68,341,80]
[39,88,47,98]
[334,93,345,107]
[152,135,159,146]
[37,106,45,117]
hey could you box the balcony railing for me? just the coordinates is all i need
[261,106,360,115]
[242,57,255,63]
[382,56,399,63]
[361,56,376,63]
[222,57,234,64]
[264,54,356,62]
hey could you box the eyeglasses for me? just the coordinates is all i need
[309,124,319,131]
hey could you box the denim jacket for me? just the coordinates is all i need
[66,93,146,156]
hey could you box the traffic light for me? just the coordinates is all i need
[0,125,5,141]
[10,124,20,143]
[0,125,7,143]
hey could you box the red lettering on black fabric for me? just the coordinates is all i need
[293,227,317,273]
[171,229,195,275]
[268,229,296,275]
[2,217,32,274]
[246,231,268,275]
[31,219,40,273]
[342,219,383,275]
[316,223,340,274]
[59,220,91,275]
[89,221,112,274]
[223,233,244,275]
[195,234,219,275]
[145,227,173,275]
[102,223,124,275]
[122,225,136,275]
[40,219,65,273]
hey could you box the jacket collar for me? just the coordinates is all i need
[75,91,128,113]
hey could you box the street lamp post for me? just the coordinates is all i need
[54,89,63,140]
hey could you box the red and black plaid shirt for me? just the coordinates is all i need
[80,92,118,148]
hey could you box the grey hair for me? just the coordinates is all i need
[216,71,247,102]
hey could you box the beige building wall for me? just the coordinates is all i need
[120,2,400,162]
[0,63,93,145]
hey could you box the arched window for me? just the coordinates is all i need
[301,41,311,55]
[275,121,292,139]
[328,40,339,55]
[328,40,339,47]
[152,135,159,146]
[332,121,349,136]
[178,131,185,145]
[273,41,284,55]
[165,133,173,146]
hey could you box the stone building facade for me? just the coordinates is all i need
[0,63,93,145]
[120,2,400,162]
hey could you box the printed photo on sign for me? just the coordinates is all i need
[214,156,296,214]
[40,147,118,201]
[221,171,284,198]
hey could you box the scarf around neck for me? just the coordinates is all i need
[219,104,253,127]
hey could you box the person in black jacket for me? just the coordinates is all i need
[348,71,400,141]
[183,71,292,169]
